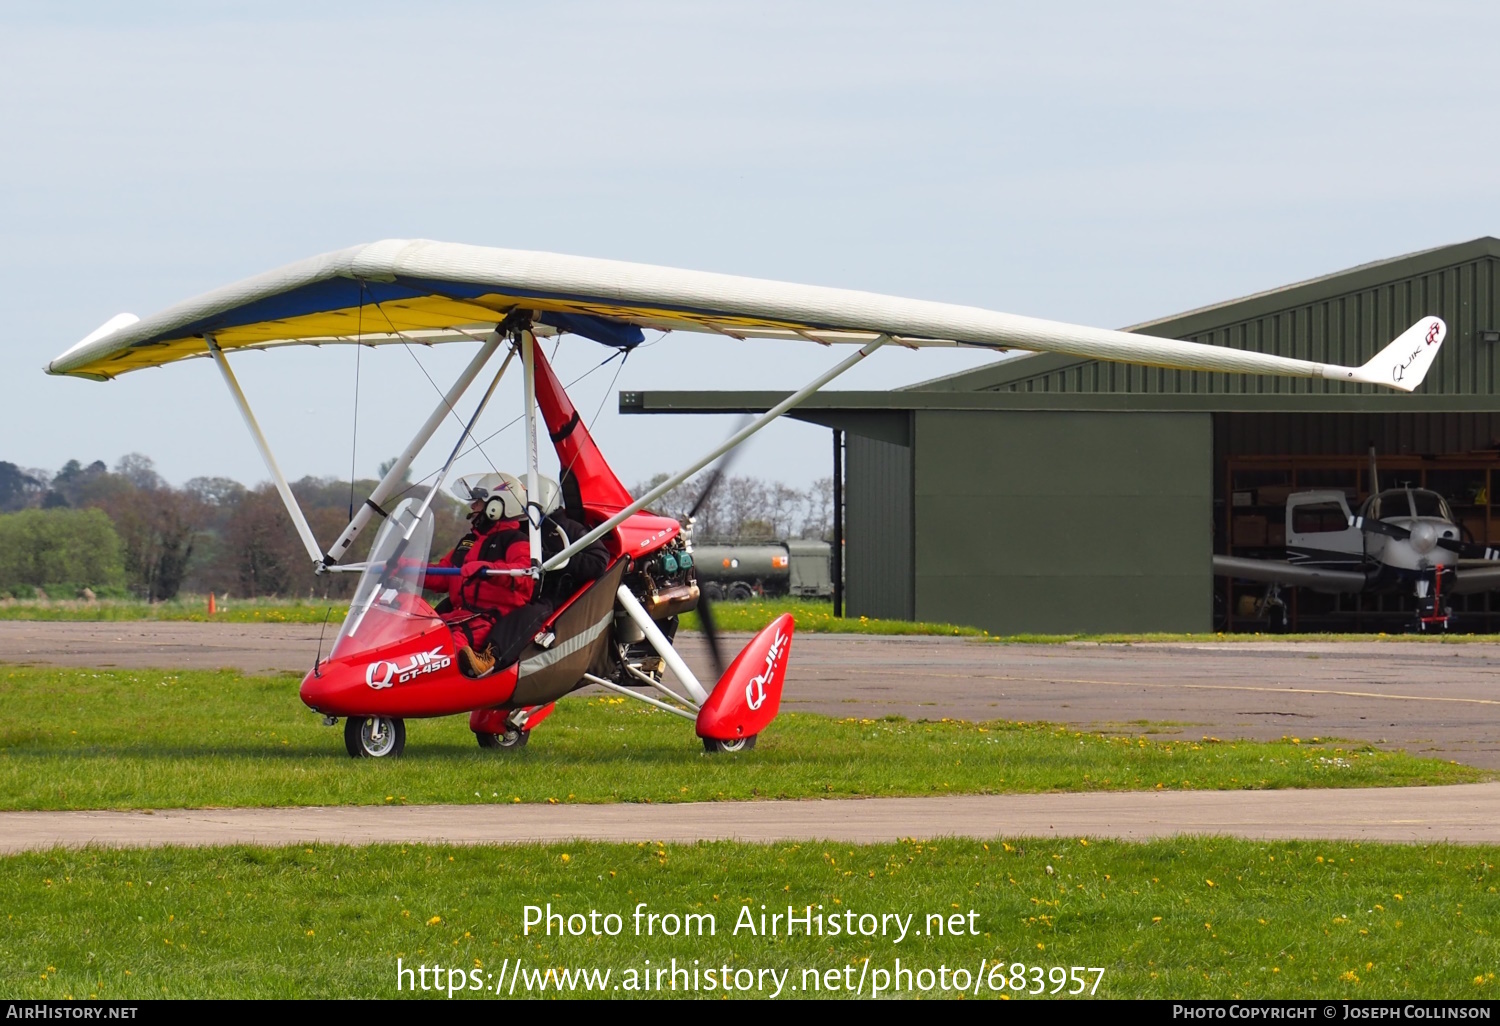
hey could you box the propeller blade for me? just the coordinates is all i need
[1349,514,1410,541]
[686,416,751,521]
[686,416,749,682]
[1435,537,1500,561]
[688,461,730,521]
[696,590,728,681]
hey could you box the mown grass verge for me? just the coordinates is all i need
[680,599,989,637]
[1,595,986,635]
[0,667,1484,811]
[3,837,1497,999]
[0,595,336,624]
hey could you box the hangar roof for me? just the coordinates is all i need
[907,236,1500,397]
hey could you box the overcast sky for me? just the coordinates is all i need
[4,1,1497,495]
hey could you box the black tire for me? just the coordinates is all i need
[702,582,725,601]
[345,716,405,758]
[727,581,754,601]
[476,728,529,750]
[702,734,756,754]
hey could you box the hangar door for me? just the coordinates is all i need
[912,410,1213,634]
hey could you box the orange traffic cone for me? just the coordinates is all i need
[208,592,217,616]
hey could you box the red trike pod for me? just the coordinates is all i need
[695,614,794,742]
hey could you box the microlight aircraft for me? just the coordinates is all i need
[46,241,1448,757]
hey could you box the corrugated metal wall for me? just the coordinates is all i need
[1217,412,1500,458]
[845,431,914,620]
[913,411,1212,633]
[996,254,1498,396]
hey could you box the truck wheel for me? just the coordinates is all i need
[702,582,725,601]
[728,581,753,601]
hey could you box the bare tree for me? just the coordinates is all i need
[96,485,203,601]
[631,472,837,542]
[184,476,247,507]
[765,482,803,539]
[222,485,300,598]
[803,477,833,539]
[115,453,165,491]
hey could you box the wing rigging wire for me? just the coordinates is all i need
[363,291,504,477]
[557,345,629,489]
[385,341,635,506]
[332,301,666,515]
[399,342,503,475]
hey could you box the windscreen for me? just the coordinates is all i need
[1409,490,1451,520]
[329,496,439,660]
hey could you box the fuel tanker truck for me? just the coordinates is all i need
[692,539,833,601]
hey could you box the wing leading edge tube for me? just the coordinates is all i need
[44,240,1448,392]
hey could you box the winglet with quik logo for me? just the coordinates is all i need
[1323,317,1446,392]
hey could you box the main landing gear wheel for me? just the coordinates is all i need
[702,735,756,754]
[475,728,529,750]
[345,716,406,758]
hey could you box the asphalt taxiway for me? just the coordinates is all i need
[2,621,1497,767]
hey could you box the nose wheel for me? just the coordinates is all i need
[345,715,406,758]
[1415,568,1452,632]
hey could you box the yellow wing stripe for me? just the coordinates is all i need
[73,293,837,379]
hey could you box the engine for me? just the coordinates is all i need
[614,535,699,681]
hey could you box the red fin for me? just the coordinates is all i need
[695,614,793,741]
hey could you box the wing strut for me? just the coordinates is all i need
[406,346,515,530]
[521,329,543,571]
[324,331,503,565]
[544,335,890,570]
[206,335,324,566]
[340,348,516,638]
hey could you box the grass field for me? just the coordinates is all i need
[680,599,989,637]
[0,594,990,635]
[0,666,1484,811]
[9,594,1500,644]
[4,837,1496,999]
[0,595,337,624]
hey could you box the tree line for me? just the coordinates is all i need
[630,474,833,543]
[0,456,463,601]
[0,456,830,601]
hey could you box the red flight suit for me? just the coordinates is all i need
[425,517,535,651]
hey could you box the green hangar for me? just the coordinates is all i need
[621,238,1500,634]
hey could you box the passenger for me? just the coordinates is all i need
[534,476,612,605]
[425,473,537,678]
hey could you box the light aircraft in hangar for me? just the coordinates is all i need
[46,240,1448,756]
[1215,449,1500,630]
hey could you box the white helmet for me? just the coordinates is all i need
[453,472,527,521]
[534,476,563,516]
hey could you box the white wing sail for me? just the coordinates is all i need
[45,239,1448,391]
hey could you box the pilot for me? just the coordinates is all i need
[425,473,538,678]
[533,476,612,604]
